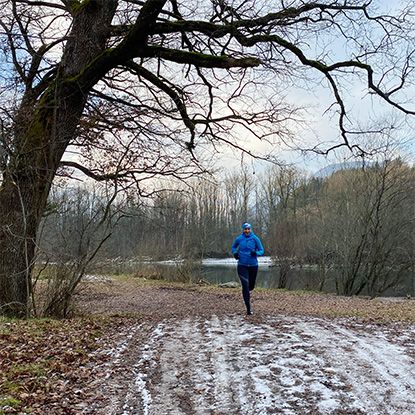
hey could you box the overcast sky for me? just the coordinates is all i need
[1,0,413,178]
[214,0,415,175]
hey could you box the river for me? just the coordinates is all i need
[151,257,415,297]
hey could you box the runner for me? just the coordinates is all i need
[231,222,264,315]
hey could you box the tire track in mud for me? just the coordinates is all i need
[112,316,415,415]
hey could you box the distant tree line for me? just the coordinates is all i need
[39,158,415,297]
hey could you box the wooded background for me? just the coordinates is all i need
[39,157,415,298]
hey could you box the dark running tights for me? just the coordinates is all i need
[237,264,258,313]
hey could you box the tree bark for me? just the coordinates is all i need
[0,180,37,317]
[0,0,118,317]
[0,83,85,316]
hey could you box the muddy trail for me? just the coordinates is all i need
[87,315,415,414]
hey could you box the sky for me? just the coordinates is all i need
[209,0,415,175]
[1,0,414,180]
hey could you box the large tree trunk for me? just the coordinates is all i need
[0,180,39,316]
[0,170,55,316]
[0,83,84,316]
[0,1,118,317]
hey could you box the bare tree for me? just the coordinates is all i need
[1,0,415,316]
[37,182,123,316]
[263,165,302,288]
[309,157,415,296]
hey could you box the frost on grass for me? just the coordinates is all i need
[109,316,415,415]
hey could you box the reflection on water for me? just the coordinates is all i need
[200,265,316,290]
[137,258,415,298]
[199,264,414,297]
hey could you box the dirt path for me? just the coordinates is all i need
[71,280,415,415]
[91,314,415,415]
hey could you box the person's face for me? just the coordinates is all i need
[243,227,251,235]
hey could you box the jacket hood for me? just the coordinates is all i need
[242,222,252,230]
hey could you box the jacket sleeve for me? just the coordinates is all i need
[254,236,264,256]
[231,236,240,254]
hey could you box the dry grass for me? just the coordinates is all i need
[75,276,415,323]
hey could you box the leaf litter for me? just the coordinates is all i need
[2,278,415,414]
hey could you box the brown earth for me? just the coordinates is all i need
[76,277,415,323]
[1,277,415,415]
[76,278,415,415]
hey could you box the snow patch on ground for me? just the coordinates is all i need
[121,324,165,415]
[82,274,113,282]
[110,316,415,415]
[147,256,273,267]
[202,257,272,267]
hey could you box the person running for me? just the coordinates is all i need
[231,222,264,315]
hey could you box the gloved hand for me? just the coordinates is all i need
[233,253,239,260]
[250,250,257,257]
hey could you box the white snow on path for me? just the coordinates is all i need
[114,316,415,415]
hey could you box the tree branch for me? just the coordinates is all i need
[60,161,131,182]
[124,61,196,150]
[15,0,68,11]
[143,46,261,68]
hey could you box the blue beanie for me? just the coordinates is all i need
[242,222,251,229]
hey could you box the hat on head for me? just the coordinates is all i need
[242,222,251,229]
